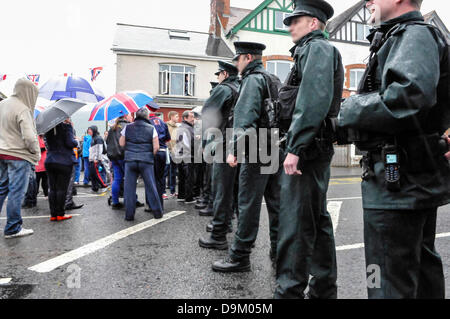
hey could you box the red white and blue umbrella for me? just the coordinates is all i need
[39,75,105,103]
[89,91,159,122]
[34,106,46,119]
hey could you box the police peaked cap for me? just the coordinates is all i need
[284,0,334,26]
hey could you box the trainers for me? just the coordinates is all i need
[5,228,34,239]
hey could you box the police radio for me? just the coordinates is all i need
[382,144,401,192]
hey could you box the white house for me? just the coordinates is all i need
[112,24,234,120]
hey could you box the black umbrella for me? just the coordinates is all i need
[35,98,86,135]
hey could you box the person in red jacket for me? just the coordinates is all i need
[36,136,48,197]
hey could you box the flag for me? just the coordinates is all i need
[90,67,103,81]
[27,74,40,86]
[0,74,6,82]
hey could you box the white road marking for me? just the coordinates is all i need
[336,232,450,252]
[328,196,362,201]
[0,214,81,220]
[436,232,450,239]
[28,210,186,273]
[336,243,365,251]
[327,201,342,235]
[0,278,12,285]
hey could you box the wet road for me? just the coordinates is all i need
[1,178,449,299]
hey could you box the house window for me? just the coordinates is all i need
[349,69,365,90]
[356,23,371,42]
[159,64,195,96]
[274,11,290,31]
[266,60,294,83]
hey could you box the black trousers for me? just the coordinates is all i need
[193,162,204,198]
[36,171,48,197]
[46,163,73,217]
[202,163,213,204]
[153,151,167,209]
[89,161,107,191]
[364,208,445,299]
[177,162,195,201]
[23,168,37,206]
[211,162,237,240]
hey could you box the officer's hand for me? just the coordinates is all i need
[284,153,302,176]
[227,154,238,168]
[445,135,450,160]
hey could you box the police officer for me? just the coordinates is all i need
[274,0,344,299]
[198,61,240,250]
[212,42,282,273]
[338,0,450,299]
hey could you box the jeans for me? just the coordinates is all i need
[83,157,90,185]
[74,157,81,183]
[0,159,32,235]
[46,163,73,217]
[124,161,162,220]
[111,160,125,205]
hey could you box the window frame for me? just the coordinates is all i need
[274,10,290,32]
[266,60,294,83]
[349,68,365,91]
[159,64,196,97]
[355,23,371,43]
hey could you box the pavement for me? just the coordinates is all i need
[0,174,449,299]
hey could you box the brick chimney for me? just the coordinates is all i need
[209,0,230,37]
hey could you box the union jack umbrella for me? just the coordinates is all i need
[34,105,46,119]
[39,75,105,103]
[27,74,40,86]
[90,67,103,81]
[89,91,159,122]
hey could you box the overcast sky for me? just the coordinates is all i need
[0,0,448,99]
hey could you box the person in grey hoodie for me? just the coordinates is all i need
[0,78,40,238]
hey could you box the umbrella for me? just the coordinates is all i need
[34,106,46,119]
[39,76,105,103]
[89,91,158,122]
[192,105,202,115]
[35,98,87,135]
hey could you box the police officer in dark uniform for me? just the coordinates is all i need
[212,42,283,273]
[194,82,225,216]
[274,0,344,299]
[338,0,450,299]
[198,61,240,250]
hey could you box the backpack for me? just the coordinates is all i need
[106,125,125,160]
[250,71,283,130]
